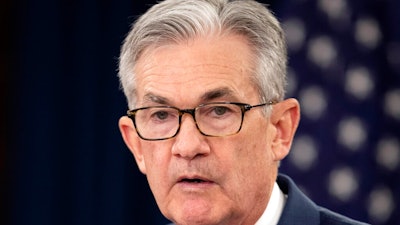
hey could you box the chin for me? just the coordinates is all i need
[172,216,222,225]
[168,202,226,225]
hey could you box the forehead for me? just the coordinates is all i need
[134,35,259,106]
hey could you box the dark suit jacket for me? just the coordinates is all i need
[277,174,369,225]
[167,174,370,225]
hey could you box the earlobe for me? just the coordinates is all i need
[270,98,300,161]
[118,116,147,174]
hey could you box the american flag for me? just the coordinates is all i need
[273,0,400,224]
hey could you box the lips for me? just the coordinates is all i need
[174,174,216,192]
[177,175,213,184]
[180,178,207,183]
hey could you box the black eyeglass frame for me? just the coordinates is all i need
[126,101,277,141]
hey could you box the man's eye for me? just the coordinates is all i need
[212,106,228,116]
[153,111,170,120]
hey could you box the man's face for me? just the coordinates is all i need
[120,34,294,225]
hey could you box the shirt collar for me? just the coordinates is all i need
[254,182,287,225]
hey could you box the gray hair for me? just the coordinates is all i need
[118,0,287,110]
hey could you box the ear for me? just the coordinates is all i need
[118,116,147,174]
[269,98,300,161]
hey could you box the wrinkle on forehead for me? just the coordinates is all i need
[136,63,247,84]
[133,34,258,107]
[135,35,253,77]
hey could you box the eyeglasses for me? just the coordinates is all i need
[127,101,277,141]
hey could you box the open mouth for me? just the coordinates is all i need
[176,176,215,189]
[180,178,207,183]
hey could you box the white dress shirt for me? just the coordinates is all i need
[254,182,287,225]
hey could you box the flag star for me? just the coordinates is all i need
[283,18,306,52]
[384,89,400,121]
[307,36,338,69]
[368,186,395,224]
[354,17,382,49]
[289,135,318,171]
[298,85,327,120]
[337,117,367,151]
[318,0,350,23]
[376,137,400,171]
[345,66,374,100]
[328,167,359,202]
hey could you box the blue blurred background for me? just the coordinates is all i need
[1,0,399,224]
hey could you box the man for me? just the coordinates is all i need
[117,0,369,224]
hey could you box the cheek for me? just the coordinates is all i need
[236,140,270,174]
[238,124,271,160]
[230,120,276,183]
[141,142,172,189]
[224,132,266,173]
[220,139,273,209]
[141,141,170,164]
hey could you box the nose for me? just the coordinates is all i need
[171,114,211,160]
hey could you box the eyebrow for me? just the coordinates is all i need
[143,93,171,105]
[200,87,237,102]
[141,87,237,106]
